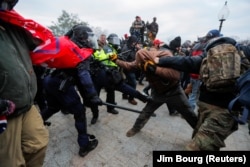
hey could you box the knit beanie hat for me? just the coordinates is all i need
[169,36,181,51]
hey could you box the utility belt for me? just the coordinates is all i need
[50,70,75,92]
[105,66,123,85]
[89,60,106,77]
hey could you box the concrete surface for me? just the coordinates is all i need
[43,83,250,167]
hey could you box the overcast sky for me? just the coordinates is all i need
[15,0,250,43]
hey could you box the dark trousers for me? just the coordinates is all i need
[132,84,198,131]
[90,69,143,114]
[41,75,89,148]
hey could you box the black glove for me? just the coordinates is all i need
[90,96,103,106]
[0,99,15,116]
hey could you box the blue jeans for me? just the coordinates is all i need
[123,70,137,100]
[188,78,201,111]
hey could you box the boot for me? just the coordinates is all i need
[126,116,150,137]
[128,99,138,105]
[79,134,98,157]
[185,141,200,151]
[126,128,140,137]
[107,109,119,114]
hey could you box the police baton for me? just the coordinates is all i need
[118,49,132,56]
[102,102,156,117]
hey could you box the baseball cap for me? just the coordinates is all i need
[153,39,163,45]
[206,29,222,38]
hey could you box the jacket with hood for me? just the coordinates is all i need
[0,21,40,118]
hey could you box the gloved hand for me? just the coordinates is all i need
[0,99,15,116]
[143,60,156,74]
[0,99,15,134]
[184,83,193,95]
[0,115,7,134]
[90,96,103,106]
[109,54,118,62]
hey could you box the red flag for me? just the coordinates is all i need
[0,10,93,68]
[31,36,93,68]
[0,10,54,43]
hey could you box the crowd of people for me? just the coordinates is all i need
[0,1,250,166]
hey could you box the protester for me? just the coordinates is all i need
[120,35,141,105]
[146,17,159,41]
[130,16,145,43]
[187,38,207,111]
[110,43,198,138]
[152,30,250,150]
[0,1,50,166]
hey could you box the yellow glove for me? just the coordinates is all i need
[144,60,156,73]
[109,54,118,62]
[143,60,156,74]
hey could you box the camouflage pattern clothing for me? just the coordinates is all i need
[186,101,238,151]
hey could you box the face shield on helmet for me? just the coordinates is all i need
[107,34,120,46]
[0,0,18,11]
[71,24,99,50]
[108,36,120,46]
[86,31,99,50]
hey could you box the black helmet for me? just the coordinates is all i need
[107,33,120,46]
[69,24,98,49]
[0,0,18,10]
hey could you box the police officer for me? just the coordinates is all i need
[0,1,50,166]
[88,33,151,124]
[152,32,250,150]
[41,25,102,157]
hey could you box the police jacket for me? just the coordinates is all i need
[93,49,118,68]
[0,21,39,117]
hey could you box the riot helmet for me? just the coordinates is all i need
[107,33,120,46]
[0,0,18,11]
[70,24,99,49]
